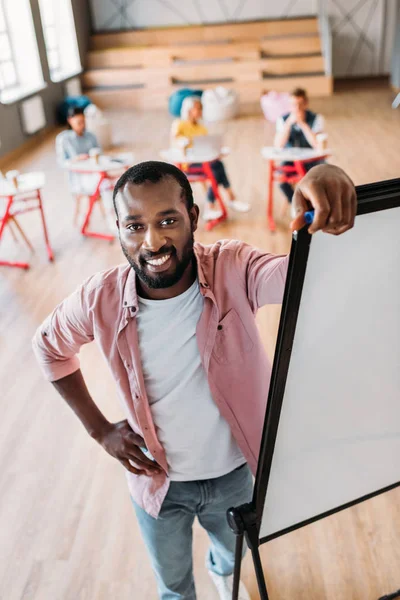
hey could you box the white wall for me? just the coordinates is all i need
[320,0,397,77]
[89,0,318,31]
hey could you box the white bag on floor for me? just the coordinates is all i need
[202,87,239,123]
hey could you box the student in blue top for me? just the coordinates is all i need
[274,87,326,203]
[55,107,115,229]
[56,106,99,166]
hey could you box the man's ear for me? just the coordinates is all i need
[190,205,200,233]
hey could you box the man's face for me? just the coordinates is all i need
[115,176,199,290]
[68,114,86,135]
[290,95,308,117]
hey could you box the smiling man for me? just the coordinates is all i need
[33,161,356,600]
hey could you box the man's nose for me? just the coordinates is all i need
[142,227,167,253]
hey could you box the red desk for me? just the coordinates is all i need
[261,147,330,232]
[160,147,227,231]
[0,172,54,270]
[65,156,131,241]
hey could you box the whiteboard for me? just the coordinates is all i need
[259,206,400,540]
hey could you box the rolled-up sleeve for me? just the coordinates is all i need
[233,243,289,310]
[32,285,94,382]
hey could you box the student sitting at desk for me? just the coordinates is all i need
[56,106,99,165]
[171,96,250,221]
[274,87,326,204]
[56,106,114,228]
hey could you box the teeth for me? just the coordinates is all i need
[147,254,170,266]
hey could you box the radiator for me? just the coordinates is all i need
[20,95,47,135]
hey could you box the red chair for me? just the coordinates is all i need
[178,162,227,231]
[267,157,328,232]
[0,174,54,270]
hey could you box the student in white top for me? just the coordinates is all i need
[274,87,326,203]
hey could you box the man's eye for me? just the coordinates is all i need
[127,224,144,232]
[161,218,177,226]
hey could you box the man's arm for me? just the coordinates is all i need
[297,121,318,148]
[274,114,296,148]
[240,165,357,310]
[297,114,325,149]
[32,285,160,476]
[55,133,68,166]
[52,370,160,476]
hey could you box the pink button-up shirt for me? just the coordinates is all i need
[32,240,289,517]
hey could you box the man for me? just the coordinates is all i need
[33,161,356,600]
[274,87,326,203]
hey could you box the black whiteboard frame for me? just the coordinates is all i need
[228,179,400,600]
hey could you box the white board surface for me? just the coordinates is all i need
[260,206,400,539]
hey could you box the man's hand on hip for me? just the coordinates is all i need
[97,419,162,476]
[291,164,357,235]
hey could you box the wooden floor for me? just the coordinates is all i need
[1,83,400,600]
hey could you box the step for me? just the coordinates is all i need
[85,74,332,110]
[260,34,321,56]
[83,67,170,89]
[87,35,322,70]
[83,55,325,90]
[91,17,319,50]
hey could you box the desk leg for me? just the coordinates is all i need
[37,191,54,262]
[0,196,30,269]
[202,161,228,232]
[10,217,35,252]
[80,173,114,242]
[267,160,276,232]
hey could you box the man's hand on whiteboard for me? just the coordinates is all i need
[291,164,357,235]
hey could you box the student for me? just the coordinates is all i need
[33,161,356,600]
[171,96,250,221]
[274,87,326,203]
[56,106,99,165]
[56,107,115,230]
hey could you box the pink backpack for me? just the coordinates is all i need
[260,91,292,123]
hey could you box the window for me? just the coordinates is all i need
[0,0,45,104]
[0,0,18,93]
[39,0,82,82]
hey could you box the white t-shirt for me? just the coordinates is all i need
[136,279,245,481]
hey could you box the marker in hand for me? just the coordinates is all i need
[304,210,315,225]
[291,209,315,233]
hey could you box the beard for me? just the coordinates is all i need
[120,233,195,289]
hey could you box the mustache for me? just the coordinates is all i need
[139,246,176,262]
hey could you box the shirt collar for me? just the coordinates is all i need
[122,244,210,310]
[194,243,210,290]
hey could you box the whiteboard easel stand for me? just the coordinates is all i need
[227,179,400,600]
[378,590,400,600]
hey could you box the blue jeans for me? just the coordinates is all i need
[132,464,253,600]
[192,159,231,203]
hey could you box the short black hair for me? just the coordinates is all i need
[67,106,85,119]
[113,160,194,216]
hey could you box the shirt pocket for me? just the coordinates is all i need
[212,309,254,365]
